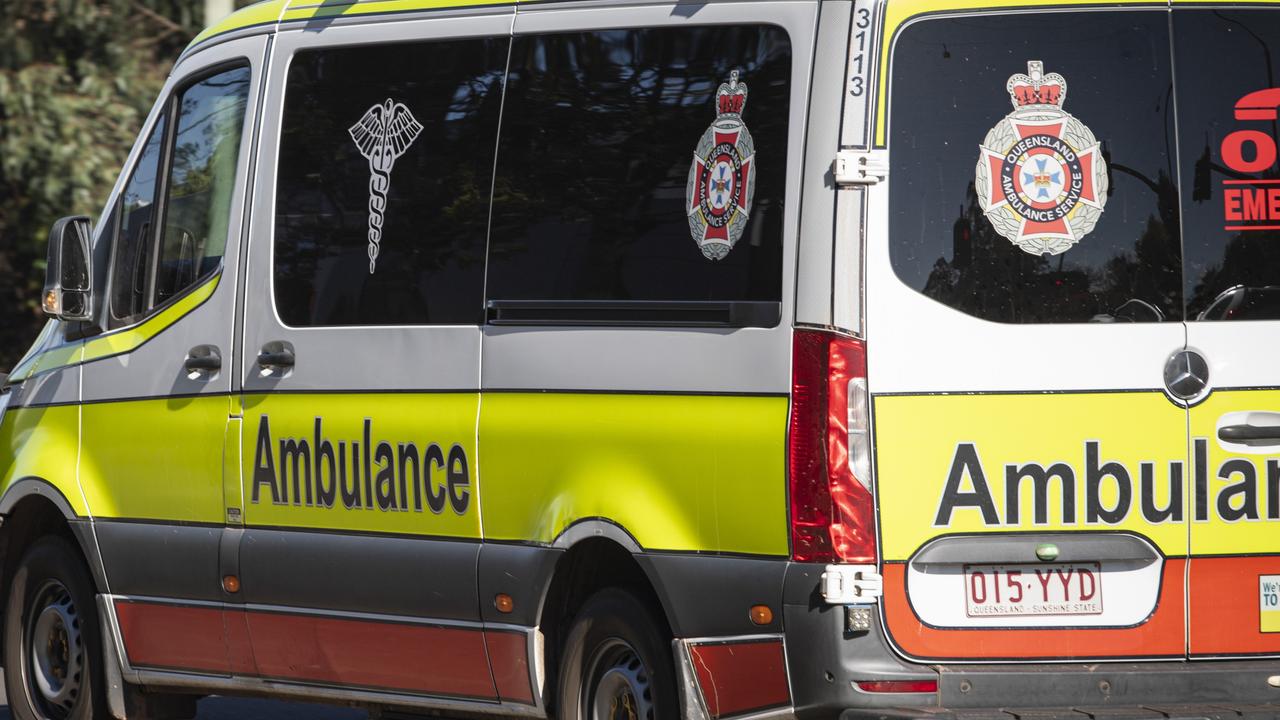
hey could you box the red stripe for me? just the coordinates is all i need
[1189,555,1280,656]
[882,560,1185,660]
[246,610,497,698]
[689,639,790,718]
[484,630,534,704]
[115,601,501,698]
[115,601,235,674]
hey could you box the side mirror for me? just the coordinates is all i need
[42,215,94,321]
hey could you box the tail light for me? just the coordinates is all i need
[788,329,876,564]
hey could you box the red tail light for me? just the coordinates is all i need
[788,329,876,564]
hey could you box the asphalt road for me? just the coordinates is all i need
[0,682,373,719]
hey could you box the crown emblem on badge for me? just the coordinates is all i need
[974,61,1108,256]
[686,70,757,261]
[1006,61,1066,109]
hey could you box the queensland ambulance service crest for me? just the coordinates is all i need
[687,70,756,261]
[975,61,1108,256]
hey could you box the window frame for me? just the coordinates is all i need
[103,58,253,331]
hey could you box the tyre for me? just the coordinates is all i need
[556,588,678,720]
[4,536,107,720]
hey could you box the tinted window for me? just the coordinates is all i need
[110,115,167,323]
[486,26,790,309]
[1174,9,1280,321]
[156,65,251,305]
[273,38,507,327]
[889,12,1181,323]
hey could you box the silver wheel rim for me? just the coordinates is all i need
[585,640,654,720]
[27,581,83,718]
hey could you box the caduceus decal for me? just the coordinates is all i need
[348,99,423,273]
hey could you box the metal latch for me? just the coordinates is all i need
[833,149,888,186]
[820,564,883,604]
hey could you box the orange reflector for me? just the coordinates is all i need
[749,605,774,625]
[494,593,514,613]
[222,575,240,593]
[855,680,937,694]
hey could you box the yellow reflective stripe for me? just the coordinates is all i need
[479,392,789,555]
[189,0,289,48]
[81,273,220,363]
[7,274,219,381]
[7,322,58,383]
[873,0,1163,147]
[280,0,510,23]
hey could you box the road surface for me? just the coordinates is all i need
[0,682,373,719]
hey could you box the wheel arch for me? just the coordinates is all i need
[535,520,681,713]
[0,478,106,661]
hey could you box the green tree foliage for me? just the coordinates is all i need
[0,0,205,371]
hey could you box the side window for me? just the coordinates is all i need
[485,26,791,322]
[888,12,1181,323]
[272,37,508,327]
[155,66,251,305]
[108,63,250,326]
[111,115,167,323]
[1175,9,1280,321]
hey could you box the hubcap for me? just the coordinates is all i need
[585,640,654,720]
[27,581,83,718]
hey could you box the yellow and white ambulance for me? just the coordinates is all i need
[4,0,1280,717]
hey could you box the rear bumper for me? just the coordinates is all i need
[783,563,1280,719]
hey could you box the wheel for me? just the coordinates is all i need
[4,536,106,720]
[556,588,678,720]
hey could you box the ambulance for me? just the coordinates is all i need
[3,0,1280,717]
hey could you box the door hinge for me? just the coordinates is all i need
[834,149,888,186]
[820,564,883,604]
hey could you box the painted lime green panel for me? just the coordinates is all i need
[239,393,481,538]
[80,395,231,523]
[875,392,1189,562]
[0,405,89,515]
[480,393,789,556]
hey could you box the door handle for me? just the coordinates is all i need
[184,345,221,378]
[1217,411,1280,448]
[257,343,295,370]
[1219,424,1280,443]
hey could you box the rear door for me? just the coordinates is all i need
[1172,6,1280,658]
[236,13,509,699]
[868,7,1189,660]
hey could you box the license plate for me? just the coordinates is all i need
[964,562,1103,617]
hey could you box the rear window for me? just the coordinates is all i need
[1174,8,1280,322]
[887,11,1181,323]
[485,26,791,324]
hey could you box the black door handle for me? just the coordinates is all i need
[184,345,221,374]
[184,355,221,371]
[257,348,295,368]
[1219,424,1280,443]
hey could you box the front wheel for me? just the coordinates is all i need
[556,588,678,720]
[4,536,106,720]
